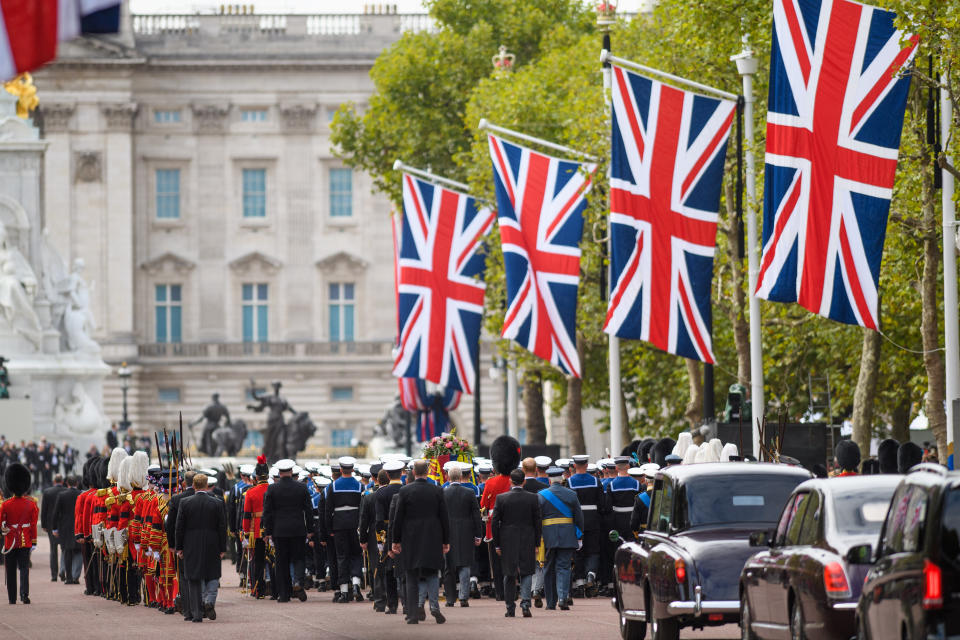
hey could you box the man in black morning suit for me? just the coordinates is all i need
[492,468,541,618]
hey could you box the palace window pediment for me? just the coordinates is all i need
[140,251,196,275]
[315,251,368,272]
[228,250,282,275]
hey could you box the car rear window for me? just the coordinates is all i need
[832,486,898,536]
[684,474,807,527]
[943,489,960,567]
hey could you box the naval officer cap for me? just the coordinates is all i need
[276,459,296,472]
[614,456,632,465]
[239,464,255,475]
[477,462,493,473]
[587,463,598,472]
[442,460,459,472]
[627,466,644,477]
[534,455,552,469]
[554,458,571,468]
[338,456,356,468]
[640,463,660,478]
[546,466,565,477]
[571,454,589,464]
[383,460,405,472]
[330,460,341,471]
[600,458,616,469]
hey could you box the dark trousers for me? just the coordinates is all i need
[125,562,140,604]
[382,564,399,610]
[63,546,80,582]
[249,539,266,597]
[487,542,504,599]
[178,558,191,618]
[325,535,338,586]
[47,531,60,580]
[403,569,421,621]
[333,530,362,585]
[273,536,305,601]
[186,579,203,621]
[5,548,30,603]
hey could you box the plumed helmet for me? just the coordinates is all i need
[107,447,128,483]
[683,444,700,464]
[672,432,693,458]
[128,451,149,489]
[897,442,923,474]
[254,454,269,479]
[835,440,861,472]
[118,457,133,491]
[638,438,656,464]
[720,443,739,462]
[4,462,31,496]
[651,438,676,468]
[877,439,900,474]
[491,435,521,476]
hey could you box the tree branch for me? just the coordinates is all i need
[938,153,960,182]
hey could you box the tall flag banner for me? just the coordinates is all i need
[392,173,496,393]
[757,0,918,329]
[604,64,736,363]
[397,377,462,442]
[488,134,595,377]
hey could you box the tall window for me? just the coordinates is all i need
[240,109,267,122]
[154,109,181,123]
[242,168,266,218]
[329,168,353,217]
[329,282,354,342]
[242,283,268,343]
[331,429,354,448]
[155,284,182,343]
[155,169,180,219]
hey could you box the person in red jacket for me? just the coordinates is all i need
[1,462,39,604]
[480,435,521,602]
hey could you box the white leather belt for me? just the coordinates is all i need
[580,505,598,511]
[334,506,358,511]
[612,506,633,513]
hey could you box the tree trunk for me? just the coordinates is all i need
[724,180,751,386]
[851,327,881,456]
[685,359,703,429]
[524,374,546,445]
[565,338,586,454]
[890,397,912,443]
[916,100,948,462]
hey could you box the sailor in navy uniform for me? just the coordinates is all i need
[630,463,658,533]
[603,456,640,595]
[325,456,364,602]
[534,457,552,485]
[567,455,604,596]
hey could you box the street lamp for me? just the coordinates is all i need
[117,362,131,431]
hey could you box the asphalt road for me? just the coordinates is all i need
[2,534,739,640]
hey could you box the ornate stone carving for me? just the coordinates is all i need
[315,251,368,272]
[40,103,75,132]
[228,250,282,276]
[279,103,318,132]
[101,102,138,131]
[74,151,102,183]
[192,103,230,133]
[140,252,196,275]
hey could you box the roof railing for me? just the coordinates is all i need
[908,462,949,477]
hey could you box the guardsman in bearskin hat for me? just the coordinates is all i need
[241,456,270,598]
[481,435,521,602]
[877,439,900,474]
[897,441,923,474]
[1,462,39,604]
[833,440,861,477]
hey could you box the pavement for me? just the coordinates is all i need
[2,534,738,640]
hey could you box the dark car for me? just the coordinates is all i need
[612,462,812,640]
[855,464,960,640]
[739,475,900,640]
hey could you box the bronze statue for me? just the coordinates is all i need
[247,380,296,463]
[189,392,231,455]
[376,395,412,448]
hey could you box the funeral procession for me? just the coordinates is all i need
[2,0,960,639]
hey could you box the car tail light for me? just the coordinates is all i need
[708,614,723,622]
[923,559,943,610]
[823,562,851,599]
[675,558,686,584]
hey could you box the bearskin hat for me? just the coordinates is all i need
[897,442,923,474]
[835,439,861,472]
[651,437,676,467]
[254,454,269,480]
[95,457,110,489]
[877,439,900,474]
[621,439,642,458]
[107,447,128,483]
[82,456,99,489]
[638,438,656,464]
[4,462,31,496]
[860,458,879,475]
[491,435,521,476]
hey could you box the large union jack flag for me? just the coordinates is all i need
[757,0,918,329]
[392,173,496,393]
[603,65,736,363]
[488,134,595,377]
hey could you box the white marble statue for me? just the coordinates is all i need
[53,382,109,436]
[41,231,99,353]
[0,254,41,349]
[0,220,38,299]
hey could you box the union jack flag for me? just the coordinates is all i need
[757,0,918,329]
[488,134,596,376]
[392,173,496,393]
[603,65,736,363]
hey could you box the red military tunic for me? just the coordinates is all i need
[1,496,39,550]
[242,482,268,540]
[74,488,95,539]
[480,474,512,539]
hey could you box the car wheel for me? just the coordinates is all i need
[651,616,679,640]
[617,590,647,640]
[740,594,757,640]
[857,616,870,640]
[790,601,806,640]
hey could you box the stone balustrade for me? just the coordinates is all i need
[137,340,395,360]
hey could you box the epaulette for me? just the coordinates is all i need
[126,493,136,505]
[29,496,39,504]
[96,488,109,497]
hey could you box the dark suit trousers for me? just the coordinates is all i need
[249,539,266,597]
[333,530,362,584]
[47,531,60,580]
[273,536,305,600]
[403,570,422,621]
[63,546,80,582]
[187,579,204,621]
[5,548,30,603]
[487,541,504,599]
[178,559,192,618]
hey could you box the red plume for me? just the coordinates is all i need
[257,455,267,465]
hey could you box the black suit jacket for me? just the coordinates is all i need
[522,478,545,494]
[492,487,542,576]
[443,483,482,567]
[165,487,195,547]
[262,477,313,538]
[52,487,82,551]
[392,478,449,572]
[41,484,66,530]
[175,491,226,581]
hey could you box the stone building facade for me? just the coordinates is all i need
[32,10,510,452]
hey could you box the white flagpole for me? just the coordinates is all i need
[940,73,960,469]
[478,119,599,162]
[732,43,763,457]
[602,41,622,457]
[506,351,519,438]
[393,159,470,193]
[602,50,739,101]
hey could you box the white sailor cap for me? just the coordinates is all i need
[383,460,405,472]
[269,467,279,478]
[303,462,319,473]
[599,458,616,469]
[275,459,296,472]
[534,455,552,468]
[313,475,331,487]
[587,463,598,472]
[338,456,357,468]
[477,463,493,473]
[357,464,371,476]
[292,465,302,475]
[147,464,161,472]
[555,458,572,468]
[614,456,632,465]
[457,461,474,471]
[639,463,660,478]
[442,460,459,472]
[400,456,412,464]
[239,464,255,475]
[627,467,644,477]
[571,455,589,464]
[330,461,341,470]
[298,471,310,481]
[207,476,218,486]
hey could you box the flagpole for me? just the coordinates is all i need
[393,159,471,193]
[940,72,959,470]
[478,119,599,162]
[506,351,519,438]
[602,50,739,102]
[732,42,763,457]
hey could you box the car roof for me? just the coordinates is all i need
[793,474,903,495]
[902,466,960,490]
[659,461,813,482]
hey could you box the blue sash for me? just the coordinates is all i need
[541,488,582,538]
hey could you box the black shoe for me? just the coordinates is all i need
[21,597,29,605]
[431,608,446,624]
[566,597,574,606]
[418,605,426,621]
[332,592,341,603]
[294,585,307,602]
[353,585,364,602]
[445,601,455,607]
[8,601,14,605]
[522,605,532,618]
[192,618,202,623]
[470,583,481,599]
[534,594,543,608]
[406,619,418,624]
[459,599,469,607]
[277,598,290,603]
[386,608,397,614]
[204,603,216,620]
[339,590,352,603]
[51,578,58,582]
[505,608,515,617]
[163,607,175,614]
[545,605,556,610]
[559,603,570,610]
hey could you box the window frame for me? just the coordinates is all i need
[157,387,182,403]
[329,167,354,218]
[241,282,269,343]
[153,109,182,124]
[241,168,267,218]
[240,108,268,123]
[154,168,181,220]
[154,283,183,343]
[328,281,356,342]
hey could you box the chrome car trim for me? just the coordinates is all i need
[666,599,740,615]
[830,602,858,610]
[623,609,646,621]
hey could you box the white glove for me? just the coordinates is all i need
[103,528,115,553]
[377,543,384,554]
[242,538,249,549]
[577,540,583,550]
[152,551,160,561]
[134,543,141,553]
